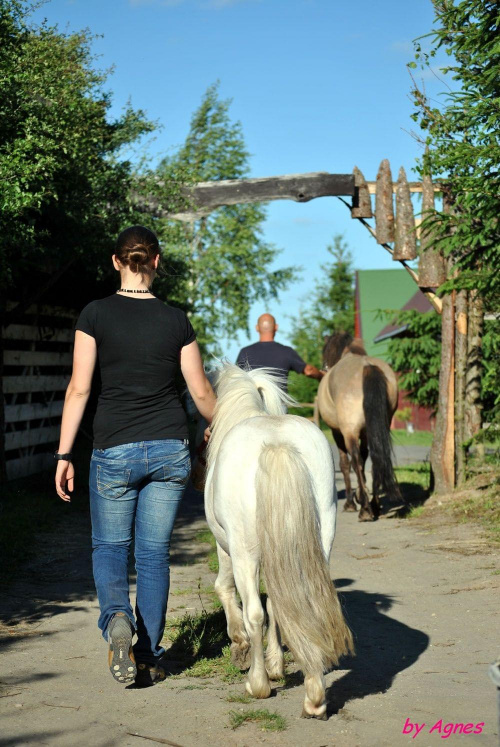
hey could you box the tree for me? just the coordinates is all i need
[153,83,297,353]
[385,310,441,410]
[408,0,500,488]
[288,235,355,403]
[410,0,500,407]
[0,0,157,312]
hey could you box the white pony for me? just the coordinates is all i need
[205,363,353,720]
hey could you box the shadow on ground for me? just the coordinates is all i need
[325,577,429,715]
[0,482,207,642]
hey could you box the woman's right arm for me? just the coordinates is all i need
[180,341,216,423]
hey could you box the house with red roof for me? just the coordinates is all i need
[354,269,435,431]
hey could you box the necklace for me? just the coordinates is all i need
[117,288,154,295]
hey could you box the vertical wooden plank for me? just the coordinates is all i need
[351,167,372,218]
[418,174,446,288]
[430,193,455,494]
[375,159,395,244]
[393,167,417,260]
[465,290,484,448]
[455,289,468,486]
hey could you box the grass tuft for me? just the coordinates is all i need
[164,608,243,683]
[225,692,253,703]
[448,490,500,544]
[229,708,287,732]
[407,505,425,519]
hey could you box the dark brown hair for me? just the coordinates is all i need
[115,226,160,274]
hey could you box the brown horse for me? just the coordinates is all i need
[316,333,401,521]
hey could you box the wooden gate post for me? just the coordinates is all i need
[430,192,456,494]
[465,290,484,451]
[455,289,468,486]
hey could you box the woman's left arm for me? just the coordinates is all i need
[55,330,97,502]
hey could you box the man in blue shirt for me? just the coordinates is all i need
[236,313,324,392]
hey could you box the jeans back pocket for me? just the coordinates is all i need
[97,464,132,500]
[162,449,191,486]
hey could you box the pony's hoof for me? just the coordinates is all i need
[231,642,251,670]
[246,680,271,699]
[358,508,375,522]
[266,667,284,681]
[301,707,328,721]
[343,501,357,512]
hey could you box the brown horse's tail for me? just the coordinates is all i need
[362,365,401,502]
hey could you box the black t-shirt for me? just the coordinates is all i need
[75,294,196,449]
[236,341,306,389]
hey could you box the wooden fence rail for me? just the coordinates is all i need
[2,303,77,481]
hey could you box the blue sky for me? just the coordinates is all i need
[33,0,445,360]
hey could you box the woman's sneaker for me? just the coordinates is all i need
[108,613,136,683]
[135,662,167,688]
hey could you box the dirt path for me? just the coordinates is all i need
[1,470,499,747]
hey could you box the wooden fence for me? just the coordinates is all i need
[2,303,77,480]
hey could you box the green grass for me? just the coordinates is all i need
[391,429,433,447]
[395,461,432,507]
[229,709,287,732]
[195,528,219,573]
[406,505,425,519]
[448,490,500,544]
[226,692,253,703]
[171,584,215,597]
[164,608,244,683]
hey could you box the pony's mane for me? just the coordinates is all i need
[206,363,296,473]
[349,338,367,356]
[323,332,353,368]
[323,332,367,368]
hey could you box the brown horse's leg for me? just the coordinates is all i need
[361,432,380,518]
[348,438,374,522]
[333,430,356,512]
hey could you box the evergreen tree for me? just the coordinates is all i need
[154,83,297,353]
[288,235,355,403]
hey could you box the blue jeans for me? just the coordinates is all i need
[89,439,190,666]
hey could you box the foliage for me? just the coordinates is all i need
[153,83,297,353]
[0,0,157,307]
[384,308,498,423]
[409,0,500,305]
[481,315,500,425]
[384,309,442,410]
[288,235,355,403]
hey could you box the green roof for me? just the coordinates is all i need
[356,269,418,360]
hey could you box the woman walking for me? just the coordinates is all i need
[55,226,215,686]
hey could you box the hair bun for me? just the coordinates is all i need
[129,245,149,265]
[115,226,160,273]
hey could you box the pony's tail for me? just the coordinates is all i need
[362,365,401,502]
[255,444,354,676]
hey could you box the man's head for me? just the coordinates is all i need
[256,313,278,341]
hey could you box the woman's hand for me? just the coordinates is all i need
[204,426,212,443]
[55,461,75,502]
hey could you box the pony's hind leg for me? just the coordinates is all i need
[348,438,374,521]
[333,430,356,512]
[214,544,250,670]
[301,673,328,720]
[233,559,271,699]
[265,597,284,680]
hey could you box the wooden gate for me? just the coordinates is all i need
[2,303,76,480]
